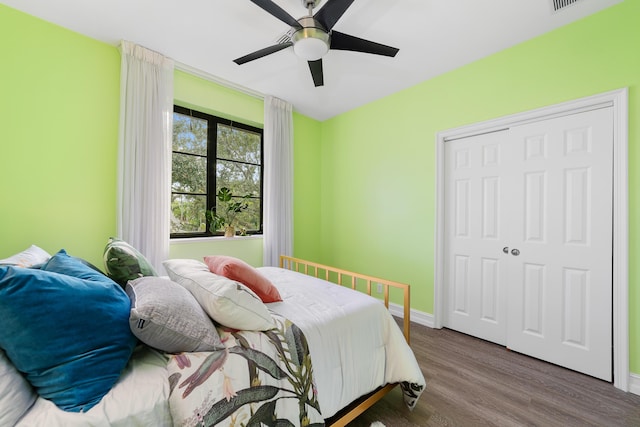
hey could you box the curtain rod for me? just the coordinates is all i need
[175,62,265,101]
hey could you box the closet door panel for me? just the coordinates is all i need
[506,107,613,381]
[443,131,509,345]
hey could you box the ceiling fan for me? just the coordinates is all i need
[233,0,399,87]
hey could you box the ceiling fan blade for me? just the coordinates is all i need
[314,0,355,30]
[308,59,324,87]
[330,31,399,57]
[233,42,293,65]
[249,0,302,29]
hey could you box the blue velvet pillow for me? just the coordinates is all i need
[0,250,137,412]
[42,249,106,279]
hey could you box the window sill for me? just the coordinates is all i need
[170,235,263,244]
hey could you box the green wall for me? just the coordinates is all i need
[292,112,322,261]
[170,236,264,267]
[173,70,263,126]
[0,4,120,267]
[307,0,639,372]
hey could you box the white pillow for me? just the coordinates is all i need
[0,349,37,426]
[0,245,50,267]
[162,259,275,331]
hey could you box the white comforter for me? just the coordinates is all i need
[16,346,172,427]
[259,267,426,418]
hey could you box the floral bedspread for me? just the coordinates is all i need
[166,313,324,427]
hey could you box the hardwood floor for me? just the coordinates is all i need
[348,322,640,427]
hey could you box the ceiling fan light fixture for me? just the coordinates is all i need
[293,36,329,60]
[292,22,330,61]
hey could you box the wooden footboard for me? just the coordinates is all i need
[278,255,412,427]
[279,255,411,343]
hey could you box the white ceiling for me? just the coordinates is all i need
[2,0,622,121]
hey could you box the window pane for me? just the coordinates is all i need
[234,198,261,231]
[171,194,206,233]
[215,197,260,233]
[173,113,207,155]
[216,160,260,197]
[217,124,261,164]
[172,153,206,193]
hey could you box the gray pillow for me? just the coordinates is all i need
[126,277,224,353]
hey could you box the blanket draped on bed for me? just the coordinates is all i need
[260,267,426,418]
[167,312,324,427]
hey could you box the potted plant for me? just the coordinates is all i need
[207,187,250,237]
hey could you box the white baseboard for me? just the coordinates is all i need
[388,303,435,328]
[629,373,640,396]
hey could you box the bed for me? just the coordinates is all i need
[3,249,425,427]
[271,256,424,426]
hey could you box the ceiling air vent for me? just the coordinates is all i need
[552,0,581,11]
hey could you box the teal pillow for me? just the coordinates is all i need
[103,237,157,287]
[0,251,137,412]
[42,250,106,279]
[71,255,105,275]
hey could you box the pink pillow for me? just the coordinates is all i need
[203,256,282,303]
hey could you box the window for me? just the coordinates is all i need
[170,105,263,237]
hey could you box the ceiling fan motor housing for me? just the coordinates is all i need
[301,0,321,9]
[292,16,330,60]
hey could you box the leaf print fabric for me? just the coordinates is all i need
[167,313,324,427]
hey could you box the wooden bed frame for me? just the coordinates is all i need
[279,255,411,427]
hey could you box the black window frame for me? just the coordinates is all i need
[170,105,264,238]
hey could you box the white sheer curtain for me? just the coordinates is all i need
[117,40,174,272]
[263,96,294,267]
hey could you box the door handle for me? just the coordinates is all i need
[503,247,509,254]
[511,248,520,256]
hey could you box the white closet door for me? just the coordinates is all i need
[444,130,509,346]
[443,107,613,381]
[506,107,613,381]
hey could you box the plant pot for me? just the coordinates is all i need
[224,226,235,238]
